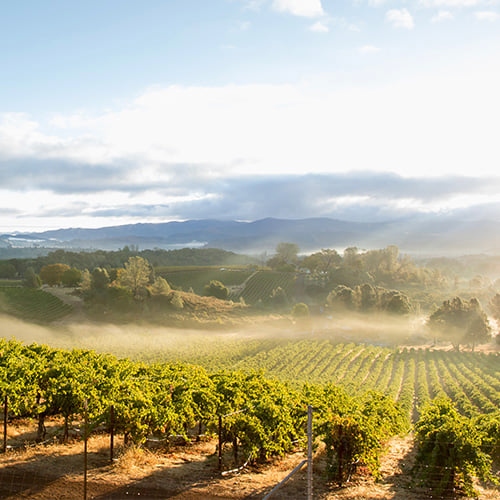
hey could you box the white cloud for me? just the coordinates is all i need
[431,10,454,21]
[272,0,324,17]
[420,0,486,7]
[368,0,388,6]
[309,20,329,32]
[386,8,415,28]
[359,45,381,53]
[475,10,500,19]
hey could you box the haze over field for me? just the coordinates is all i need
[1,0,499,234]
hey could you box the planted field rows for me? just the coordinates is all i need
[238,271,296,304]
[0,287,73,323]
[156,267,253,294]
[205,340,500,422]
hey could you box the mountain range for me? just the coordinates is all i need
[2,216,500,256]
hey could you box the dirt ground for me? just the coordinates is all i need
[1,419,499,500]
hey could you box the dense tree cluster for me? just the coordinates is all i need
[326,284,412,315]
[427,296,491,349]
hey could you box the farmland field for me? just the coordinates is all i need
[159,337,500,422]
[237,270,296,304]
[0,287,73,323]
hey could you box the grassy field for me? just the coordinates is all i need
[0,287,73,323]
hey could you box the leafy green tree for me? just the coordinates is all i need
[23,267,41,288]
[118,256,152,299]
[275,242,299,264]
[302,248,341,274]
[90,267,110,291]
[61,267,82,287]
[0,262,16,279]
[327,285,359,311]
[382,290,411,315]
[265,286,289,310]
[428,296,491,349]
[203,280,229,300]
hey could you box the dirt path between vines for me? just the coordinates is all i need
[0,420,498,500]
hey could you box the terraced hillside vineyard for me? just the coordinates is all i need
[0,287,73,323]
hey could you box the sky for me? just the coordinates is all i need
[0,0,499,232]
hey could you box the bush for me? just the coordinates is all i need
[203,280,229,300]
[413,398,495,497]
[292,302,309,318]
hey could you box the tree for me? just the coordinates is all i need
[265,286,289,309]
[291,302,309,318]
[302,249,341,274]
[275,242,299,264]
[23,267,41,288]
[0,262,16,279]
[488,293,500,323]
[61,268,82,287]
[203,280,229,300]
[90,267,110,291]
[118,256,152,299]
[427,296,491,349]
[40,263,71,286]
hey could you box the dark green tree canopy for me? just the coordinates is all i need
[427,296,491,348]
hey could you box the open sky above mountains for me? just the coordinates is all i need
[1,0,499,232]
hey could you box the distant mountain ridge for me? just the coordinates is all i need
[2,216,500,255]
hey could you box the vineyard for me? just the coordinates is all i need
[188,339,500,421]
[155,266,253,294]
[237,271,296,304]
[0,336,499,497]
[0,287,73,323]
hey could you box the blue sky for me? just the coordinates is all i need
[1,0,499,231]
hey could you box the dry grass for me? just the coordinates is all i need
[1,420,499,499]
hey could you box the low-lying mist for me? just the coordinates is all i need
[0,312,430,365]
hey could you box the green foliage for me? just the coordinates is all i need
[40,263,71,286]
[90,267,110,291]
[0,262,17,279]
[326,284,411,315]
[23,267,41,288]
[318,391,406,484]
[203,280,229,300]
[264,286,289,310]
[61,267,82,287]
[291,302,309,318]
[118,256,152,299]
[413,399,496,497]
[428,296,491,348]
